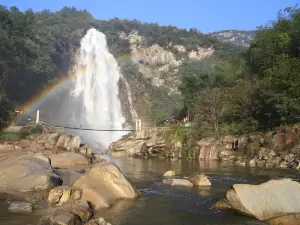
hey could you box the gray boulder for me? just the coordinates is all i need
[49,152,89,168]
[215,179,300,224]
[8,202,33,213]
[163,178,193,187]
[72,162,140,209]
[0,152,61,192]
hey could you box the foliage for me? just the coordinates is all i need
[248,6,300,128]
[0,132,28,141]
[0,91,14,130]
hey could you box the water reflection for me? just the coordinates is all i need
[100,156,299,225]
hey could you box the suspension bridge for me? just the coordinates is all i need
[10,110,170,134]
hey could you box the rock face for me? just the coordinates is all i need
[49,152,89,168]
[72,162,140,209]
[188,173,211,186]
[14,133,82,153]
[0,151,61,192]
[8,202,33,213]
[109,130,182,159]
[215,179,300,224]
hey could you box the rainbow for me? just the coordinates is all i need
[14,71,78,124]
[13,54,132,125]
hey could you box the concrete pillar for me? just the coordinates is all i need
[36,110,40,124]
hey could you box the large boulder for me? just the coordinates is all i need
[0,151,61,192]
[48,152,89,168]
[72,162,140,209]
[215,179,300,224]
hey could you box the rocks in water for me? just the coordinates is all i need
[48,152,89,168]
[48,186,82,204]
[162,178,193,187]
[72,162,140,209]
[249,158,256,167]
[8,202,33,213]
[0,152,61,192]
[79,145,93,156]
[188,173,211,186]
[41,211,80,225]
[40,200,93,224]
[214,199,231,210]
[85,217,111,225]
[215,179,300,224]
[163,170,175,177]
[109,130,182,159]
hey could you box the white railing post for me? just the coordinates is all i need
[138,119,142,131]
[36,110,40,124]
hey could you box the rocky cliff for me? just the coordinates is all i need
[211,30,256,47]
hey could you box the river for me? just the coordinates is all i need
[0,156,299,225]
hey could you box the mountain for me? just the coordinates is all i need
[210,30,256,47]
[0,6,247,126]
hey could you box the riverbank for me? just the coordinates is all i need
[0,125,140,225]
[109,124,300,170]
[1,125,300,225]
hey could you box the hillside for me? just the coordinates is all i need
[211,30,256,47]
[0,6,245,126]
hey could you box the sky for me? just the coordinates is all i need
[1,0,299,33]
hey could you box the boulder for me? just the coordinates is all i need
[41,211,80,225]
[163,170,175,177]
[55,135,81,151]
[215,179,300,224]
[0,152,61,192]
[8,202,33,213]
[145,135,159,147]
[85,218,111,225]
[198,145,221,161]
[196,137,215,147]
[72,162,140,209]
[214,199,232,210]
[41,200,93,224]
[162,178,193,187]
[188,173,211,186]
[48,152,89,168]
[249,158,256,167]
[48,186,82,204]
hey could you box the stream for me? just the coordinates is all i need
[0,156,299,225]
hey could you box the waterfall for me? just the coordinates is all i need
[124,79,138,120]
[68,28,128,149]
[24,28,137,151]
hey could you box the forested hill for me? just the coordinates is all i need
[0,5,244,127]
[1,5,300,138]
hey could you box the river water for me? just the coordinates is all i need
[0,156,299,225]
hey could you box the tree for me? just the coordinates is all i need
[193,88,225,138]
